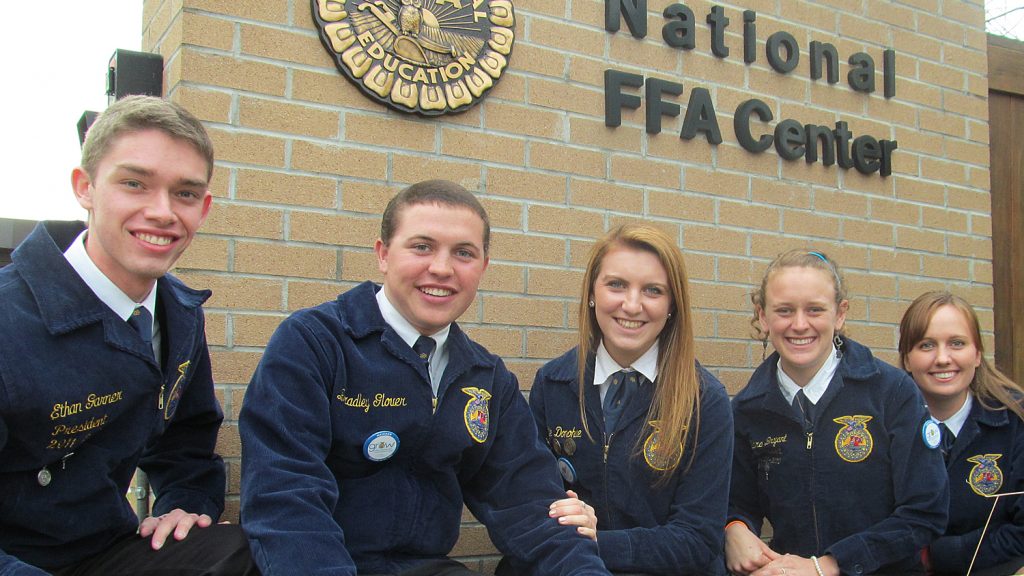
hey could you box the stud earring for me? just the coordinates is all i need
[667,312,672,319]
[588,300,595,308]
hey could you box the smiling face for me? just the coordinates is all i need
[905,304,980,417]
[592,245,672,367]
[375,202,488,335]
[758,266,848,386]
[72,128,212,302]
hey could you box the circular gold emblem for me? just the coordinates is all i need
[312,0,515,115]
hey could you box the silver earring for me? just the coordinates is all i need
[588,300,595,308]
[667,312,672,319]
[761,335,769,362]
[833,334,844,358]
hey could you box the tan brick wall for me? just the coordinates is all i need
[141,0,992,566]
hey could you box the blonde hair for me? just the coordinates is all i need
[898,291,1024,422]
[577,224,699,479]
[750,249,848,341]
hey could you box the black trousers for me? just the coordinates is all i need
[50,524,259,576]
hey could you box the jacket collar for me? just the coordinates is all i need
[13,222,209,337]
[339,281,495,370]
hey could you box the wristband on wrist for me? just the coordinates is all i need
[724,520,746,532]
[811,555,825,576]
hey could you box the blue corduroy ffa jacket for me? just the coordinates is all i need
[239,282,609,576]
[0,222,224,575]
[529,348,733,576]
[929,396,1024,574]
[729,338,948,576]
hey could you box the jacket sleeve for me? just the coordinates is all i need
[0,384,49,576]
[138,319,226,520]
[239,315,357,576]
[464,365,610,576]
[728,398,767,536]
[929,421,1024,573]
[596,375,733,575]
[826,373,949,574]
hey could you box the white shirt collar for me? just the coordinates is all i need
[593,340,659,386]
[938,392,973,437]
[375,286,450,354]
[776,346,840,405]
[63,229,158,322]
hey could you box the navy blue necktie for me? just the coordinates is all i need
[413,336,435,368]
[603,370,640,433]
[939,422,955,463]
[128,306,153,350]
[794,389,814,429]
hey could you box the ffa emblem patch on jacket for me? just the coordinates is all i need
[164,361,190,421]
[643,420,682,471]
[833,415,873,462]
[462,387,491,443]
[966,454,1004,496]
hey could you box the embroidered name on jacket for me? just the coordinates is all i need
[967,453,1004,496]
[336,390,409,413]
[462,387,491,443]
[833,415,874,462]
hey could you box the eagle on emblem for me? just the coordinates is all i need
[353,0,484,66]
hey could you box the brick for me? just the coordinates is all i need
[529,205,605,238]
[607,35,681,74]
[895,177,945,205]
[346,114,436,153]
[181,11,234,51]
[843,219,895,246]
[570,117,642,153]
[719,201,779,232]
[570,178,644,213]
[240,24,327,67]
[479,263,526,294]
[610,155,681,189]
[236,169,338,208]
[528,78,604,117]
[177,272,284,311]
[782,209,842,239]
[946,235,991,260]
[921,206,969,234]
[751,179,811,209]
[173,86,233,123]
[691,282,752,313]
[530,15,605,55]
[392,154,482,189]
[895,226,946,254]
[567,54,606,87]
[209,350,265,385]
[289,211,380,247]
[490,232,565,266]
[870,198,921,227]
[184,0,287,24]
[528,267,584,298]
[478,197,522,230]
[461,327,523,358]
[208,128,287,169]
[649,191,714,223]
[233,313,287,347]
[814,188,869,218]
[482,295,565,327]
[180,49,287,96]
[203,203,284,240]
[529,141,606,178]
[239,96,340,139]
[527,330,578,360]
[292,141,388,179]
[845,272,897,299]
[684,168,749,200]
[342,181,401,214]
[695,339,751,368]
[292,69,382,110]
[947,186,991,213]
[176,236,229,271]
[717,143,779,177]
[341,250,383,283]
[287,280,353,311]
[485,168,566,203]
[205,312,228,347]
[684,225,747,255]
[868,248,921,276]
[235,241,339,280]
[515,0,568,18]
[441,128,526,165]
[508,43,568,79]
[215,423,241,458]
[484,101,564,139]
